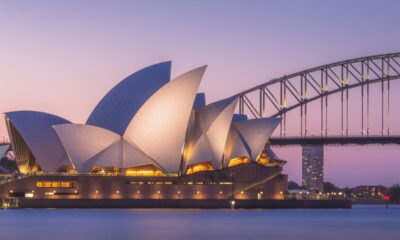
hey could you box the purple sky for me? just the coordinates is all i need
[1,0,399,187]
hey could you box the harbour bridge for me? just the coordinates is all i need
[233,52,400,190]
[2,53,400,190]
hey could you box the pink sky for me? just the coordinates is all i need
[1,1,399,187]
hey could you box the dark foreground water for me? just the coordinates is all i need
[0,205,399,240]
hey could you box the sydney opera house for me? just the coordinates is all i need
[0,62,287,208]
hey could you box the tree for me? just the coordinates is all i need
[323,182,340,193]
[288,181,301,189]
[389,184,400,203]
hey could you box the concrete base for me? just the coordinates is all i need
[13,198,351,209]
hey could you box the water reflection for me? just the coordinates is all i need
[0,205,399,240]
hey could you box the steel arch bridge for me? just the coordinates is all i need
[234,53,400,141]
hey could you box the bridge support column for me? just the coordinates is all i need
[302,144,324,193]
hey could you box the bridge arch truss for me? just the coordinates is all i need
[235,53,400,138]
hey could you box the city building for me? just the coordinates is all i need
[0,62,287,207]
[302,145,324,193]
[349,185,387,203]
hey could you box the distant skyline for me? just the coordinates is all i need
[1,0,400,186]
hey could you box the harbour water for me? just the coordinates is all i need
[0,205,399,240]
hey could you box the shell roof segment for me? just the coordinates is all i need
[124,66,206,173]
[224,117,281,166]
[184,97,238,170]
[5,111,71,172]
[86,61,171,135]
[53,124,121,172]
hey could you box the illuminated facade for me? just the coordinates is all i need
[302,145,324,193]
[1,62,287,205]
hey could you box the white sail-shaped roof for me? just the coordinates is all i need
[124,66,206,173]
[223,124,249,167]
[93,140,123,168]
[94,139,160,169]
[185,97,238,170]
[184,133,214,170]
[224,118,281,166]
[54,123,161,172]
[86,62,171,135]
[234,118,281,160]
[53,124,121,172]
[5,111,71,173]
[122,139,161,169]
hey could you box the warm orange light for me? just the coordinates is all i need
[52,182,60,188]
[126,164,165,177]
[186,162,213,175]
[91,166,120,175]
[227,157,250,167]
[36,181,75,188]
[256,153,287,167]
[257,155,270,166]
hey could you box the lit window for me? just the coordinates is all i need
[126,164,165,177]
[186,162,213,175]
[219,182,233,185]
[257,155,270,166]
[227,157,250,167]
[25,193,34,198]
[61,182,71,188]
[36,181,74,188]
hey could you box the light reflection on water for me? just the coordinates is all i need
[0,205,399,240]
